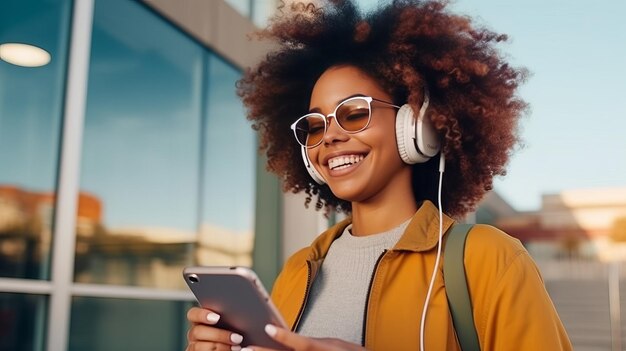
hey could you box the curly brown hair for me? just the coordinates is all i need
[237,0,528,218]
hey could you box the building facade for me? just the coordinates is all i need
[0,1,286,350]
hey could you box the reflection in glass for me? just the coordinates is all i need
[0,43,52,68]
[75,0,255,289]
[75,0,203,289]
[0,293,47,351]
[69,296,190,351]
[224,0,279,27]
[198,56,256,267]
[252,0,278,28]
[224,0,251,17]
[0,0,71,279]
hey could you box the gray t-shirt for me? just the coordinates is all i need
[297,220,410,344]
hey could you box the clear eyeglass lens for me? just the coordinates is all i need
[336,99,371,132]
[294,97,372,147]
[294,114,326,147]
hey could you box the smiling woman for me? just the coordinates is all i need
[303,66,414,213]
[237,2,525,218]
[185,1,573,351]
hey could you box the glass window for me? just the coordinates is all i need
[0,292,47,351]
[197,55,256,267]
[0,0,72,280]
[69,296,190,351]
[75,0,203,289]
[75,0,256,290]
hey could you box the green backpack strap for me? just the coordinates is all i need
[443,224,481,351]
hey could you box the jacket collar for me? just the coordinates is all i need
[393,200,456,251]
[306,200,456,260]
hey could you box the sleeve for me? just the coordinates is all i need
[480,251,573,351]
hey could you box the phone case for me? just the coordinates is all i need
[183,266,288,349]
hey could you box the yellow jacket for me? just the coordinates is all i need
[271,201,573,350]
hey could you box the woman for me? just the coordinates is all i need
[187,1,572,350]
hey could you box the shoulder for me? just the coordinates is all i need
[271,219,350,296]
[459,225,572,348]
[282,247,311,274]
[272,218,352,299]
[270,246,310,302]
[274,246,310,285]
[465,224,527,261]
[463,224,538,283]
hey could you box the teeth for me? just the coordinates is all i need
[328,154,365,170]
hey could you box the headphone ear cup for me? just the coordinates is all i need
[300,146,326,185]
[395,104,432,164]
[415,104,441,160]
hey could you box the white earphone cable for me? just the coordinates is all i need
[419,153,445,351]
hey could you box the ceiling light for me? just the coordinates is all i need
[0,43,51,67]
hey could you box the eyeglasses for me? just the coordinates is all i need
[290,96,400,148]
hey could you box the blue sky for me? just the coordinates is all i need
[361,0,626,211]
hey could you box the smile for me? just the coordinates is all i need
[328,154,365,171]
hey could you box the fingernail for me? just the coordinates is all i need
[230,333,243,344]
[206,312,220,324]
[241,348,253,351]
[231,346,242,351]
[265,324,277,337]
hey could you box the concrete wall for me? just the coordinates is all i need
[142,0,274,69]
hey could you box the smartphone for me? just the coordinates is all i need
[183,266,288,349]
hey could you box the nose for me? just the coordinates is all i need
[322,116,349,145]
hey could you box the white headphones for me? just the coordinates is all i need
[301,146,326,184]
[300,92,440,184]
[395,91,441,164]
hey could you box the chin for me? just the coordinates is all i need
[327,182,374,203]
[327,185,363,203]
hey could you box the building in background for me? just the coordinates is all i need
[493,187,626,261]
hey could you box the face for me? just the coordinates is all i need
[306,65,413,204]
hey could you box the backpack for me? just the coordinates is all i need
[443,224,481,351]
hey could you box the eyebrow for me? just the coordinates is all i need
[308,93,367,113]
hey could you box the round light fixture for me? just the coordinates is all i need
[0,43,51,67]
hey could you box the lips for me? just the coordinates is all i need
[328,154,366,171]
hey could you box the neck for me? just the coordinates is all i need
[350,173,418,237]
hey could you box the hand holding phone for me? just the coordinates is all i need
[183,266,288,350]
